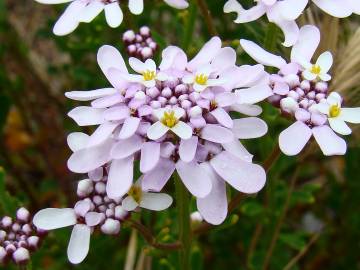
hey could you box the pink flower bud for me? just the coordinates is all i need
[27,236,40,250]
[1,216,12,228]
[114,206,128,220]
[12,247,29,264]
[16,208,30,223]
[101,219,120,235]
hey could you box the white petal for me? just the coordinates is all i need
[179,136,198,163]
[65,88,117,101]
[53,1,84,36]
[139,193,173,211]
[128,0,144,14]
[340,108,360,123]
[328,118,352,135]
[312,125,347,156]
[147,122,169,140]
[235,83,273,104]
[201,124,234,143]
[105,2,123,28]
[232,117,268,139]
[35,0,72,3]
[129,57,147,73]
[118,117,141,139]
[88,122,118,147]
[313,0,353,17]
[230,104,262,116]
[67,132,89,152]
[303,70,317,81]
[68,106,105,126]
[85,212,104,227]
[279,121,312,156]
[78,1,104,23]
[33,208,77,230]
[67,224,91,265]
[97,45,128,77]
[171,121,193,139]
[111,135,144,159]
[222,139,253,162]
[142,158,175,191]
[316,51,333,73]
[187,37,222,71]
[107,156,134,199]
[140,142,161,173]
[291,25,320,64]
[122,196,139,211]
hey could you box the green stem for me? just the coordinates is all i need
[175,173,191,270]
[181,0,197,52]
[263,23,279,51]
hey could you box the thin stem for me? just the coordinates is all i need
[283,233,320,270]
[246,222,264,266]
[196,0,217,36]
[263,23,279,52]
[261,167,300,270]
[175,173,192,270]
[126,220,181,250]
[181,0,197,51]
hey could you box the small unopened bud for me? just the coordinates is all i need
[0,230,6,241]
[284,74,300,88]
[280,97,299,113]
[95,182,106,194]
[1,216,12,228]
[101,219,120,235]
[300,80,310,91]
[190,211,203,223]
[16,208,30,223]
[114,206,128,220]
[77,179,94,197]
[141,47,153,59]
[189,106,202,118]
[315,81,328,93]
[139,26,150,37]
[123,30,135,42]
[134,91,146,100]
[27,236,40,250]
[0,247,7,263]
[12,247,30,264]
[22,224,32,235]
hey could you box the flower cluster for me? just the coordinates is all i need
[33,167,172,264]
[122,26,158,61]
[0,208,44,266]
[64,37,270,226]
[241,25,360,156]
[34,0,189,36]
[224,0,360,46]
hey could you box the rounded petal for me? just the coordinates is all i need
[139,193,173,211]
[210,108,234,128]
[68,106,105,126]
[211,47,237,73]
[163,0,189,9]
[240,39,286,69]
[118,117,141,139]
[279,121,312,156]
[232,117,268,139]
[230,104,262,116]
[200,124,234,143]
[171,121,193,139]
[33,208,77,230]
[224,0,266,23]
[159,46,188,71]
[67,224,91,265]
[67,139,114,173]
[35,0,72,3]
[179,136,198,163]
[176,160,212,198]
[291,25,320,64]
[103,105,130,121]
[316,51,333,73]
[78,1,104,23]
[270,18,299,47]
[187,37,222,71]
[277,0,307,20]
[235,83,273,104]
[104,2,123,27]
[222,139,253,162]
[107,156,134,199]
[313,0,353,17]
[312,125,347,156]
[340,108,360,123]
[210,151,266,194]
[142,158,175,191]
[140,142,161,173]
[122,196,139,211]
[97,45,128,81]
[197,163,228,225]
[328,118,352,135]
[85,212,104,227]
[65,88,117,101]
[53,1,85,36]
[128,0,144,14]
[88,122,119,147]
[147,122,169,140]
[302,69,317,81]
[111,135,143,159]
[67,132,89,152]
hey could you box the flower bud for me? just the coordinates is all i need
[114,206,128,220]
[12,247,29,264]
[189,106,202,118]
[95,182,106,194]
[1,216,12,228]
[27,236,40,250]
[77,179,94,197]
[16,208,30,223]
[280,97,299,113]
[101,219,120,235]
[141,47,153,59]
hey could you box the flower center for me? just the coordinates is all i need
[311,65,321,75]
[142,70,156,81]
[161,111,178,128]
[195,74,208,85]
[329,104,341,118]
[128,185,142,204]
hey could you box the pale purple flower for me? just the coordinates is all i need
[34,0,188,36]
[240,25,360,156]
[224,0,359,46]
[65,37,270,225]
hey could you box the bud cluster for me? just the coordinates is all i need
[122,26,158,60]
[0,208,45,265]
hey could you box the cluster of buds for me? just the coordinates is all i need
[122,26,158,60]
[0,208,45,265]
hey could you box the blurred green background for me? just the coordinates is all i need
[1,0,360,269]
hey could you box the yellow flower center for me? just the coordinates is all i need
[329,104,341,118]
[311,65,321,75]
[142,70,156,81]
[161,111,178,128]
[195,74,208,85]
[128,185,143,204]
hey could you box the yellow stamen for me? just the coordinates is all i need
[142,70,156,81]
[311,65,321,75]
[329,104,341,118]
[128,185,143,204]
[161,111,178,128]
[195,74,208,85]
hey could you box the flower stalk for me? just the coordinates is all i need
[175,173,192,270]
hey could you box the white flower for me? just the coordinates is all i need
[147,107,193,140]
[315,92,360,135]
[122,184,173,211]
[183,64,226,92]
[121,58,167,87]
[301,51,333,82]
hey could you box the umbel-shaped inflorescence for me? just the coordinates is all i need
[64,36,272,227]
[0,208,45,266]
[241,25,360,156]
[122,26,158,61]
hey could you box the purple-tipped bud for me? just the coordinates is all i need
[0,247,7,263]
[114,206,128,220]
[141,47,153,59]
[95,182,106,194]
[123,30,136,42]
[27,236,40,250]
[1,216,12,228]
[0,230,6,241]
[300,80,311,92]
[77,179,94,197]
[16,208,30,223]
[101,219,120,235]
[12,247,29,265]
[139,26,150,37]
[315,81,328,93]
